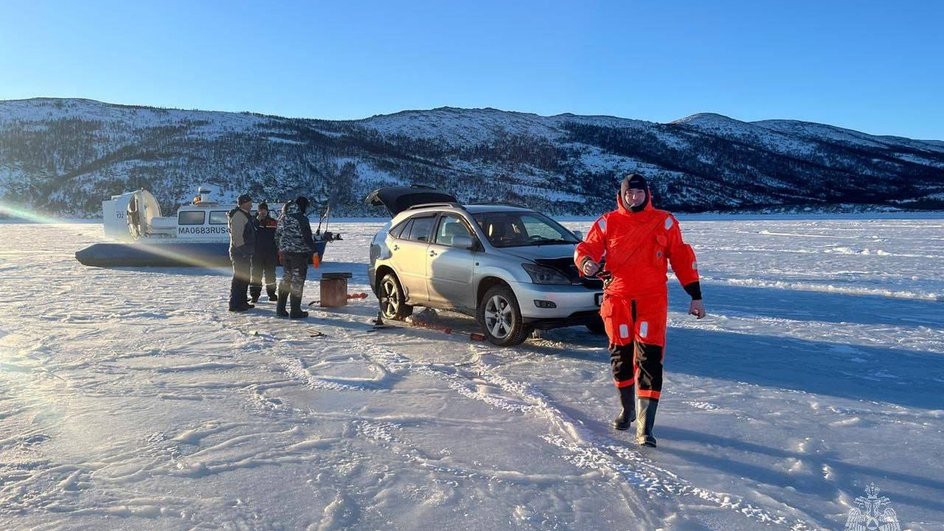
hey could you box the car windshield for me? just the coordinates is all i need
[473,211,579,248]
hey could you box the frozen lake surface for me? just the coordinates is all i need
[0,216,942,529]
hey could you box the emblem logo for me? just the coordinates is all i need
[844,483,900,531]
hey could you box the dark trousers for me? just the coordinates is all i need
[279,253,310,298]
[250,251,278,297]
[229,254,252,309]
[609,342,664,398]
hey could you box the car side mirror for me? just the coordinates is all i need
[452,235,474,249]
[572,230,583,241]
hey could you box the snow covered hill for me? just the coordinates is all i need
[1,98,942,216]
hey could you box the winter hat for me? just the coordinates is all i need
[295,196,310,214]
[237,193,252,205]
[620,173,648,195]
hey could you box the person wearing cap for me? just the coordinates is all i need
[228,194,257,312]
[574,173,706,448]
[274,196,317,318]
[249,202,279,303]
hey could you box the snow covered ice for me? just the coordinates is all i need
[0,215,942,530]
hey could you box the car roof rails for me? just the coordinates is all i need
[467,202,530,209]
[405,202,467,212]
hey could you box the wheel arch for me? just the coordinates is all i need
[476,276,511,306]
[374,265,397,292]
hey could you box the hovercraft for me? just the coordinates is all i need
[75,188,338,268]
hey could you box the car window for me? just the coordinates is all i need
[522,215,562,240]
[390,218,411,239]
[474,211,578,247]
[434,214,472,247]
[406,215,435,242]
[473,213,527,247]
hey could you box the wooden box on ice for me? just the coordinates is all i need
[320,272,352,307]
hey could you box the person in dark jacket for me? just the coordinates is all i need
[228,194,257,312]
[275,196,316,318]
[249,202,279,303]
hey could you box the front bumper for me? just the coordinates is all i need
[508,281,602,321]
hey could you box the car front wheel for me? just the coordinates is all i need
[477,285,530,346]
[378,272,413,320]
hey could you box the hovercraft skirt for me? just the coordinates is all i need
[75,242,232,268]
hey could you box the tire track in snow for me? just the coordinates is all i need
[354,338,816,529]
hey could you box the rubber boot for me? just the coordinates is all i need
[276,288,289,318]
[266,285,278,302]
[289,294,309,319]
[613,385,636,431]
[230,279,253,311]
[249,285,262,304]
[228,278,240,311]
[239,279,253,307]
[635,397,659,447]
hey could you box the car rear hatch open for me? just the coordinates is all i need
[365,185,458,216]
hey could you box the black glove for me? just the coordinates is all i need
[597,269,613,288]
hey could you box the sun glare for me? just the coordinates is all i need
[0,200,69,225]
[1,199,231,269]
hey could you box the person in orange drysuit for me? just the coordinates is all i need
[575,173,706,447]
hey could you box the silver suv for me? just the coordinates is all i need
[367,186,604,346]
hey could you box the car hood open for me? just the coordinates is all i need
[365,186,458,216]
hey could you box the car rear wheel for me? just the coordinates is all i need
[477,285,530,346]
[378,272,413,320]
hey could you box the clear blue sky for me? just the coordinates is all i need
[1,0,942,139]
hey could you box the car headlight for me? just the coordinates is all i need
[521,263,571,285]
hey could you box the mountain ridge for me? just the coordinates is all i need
[1,98,942,216]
